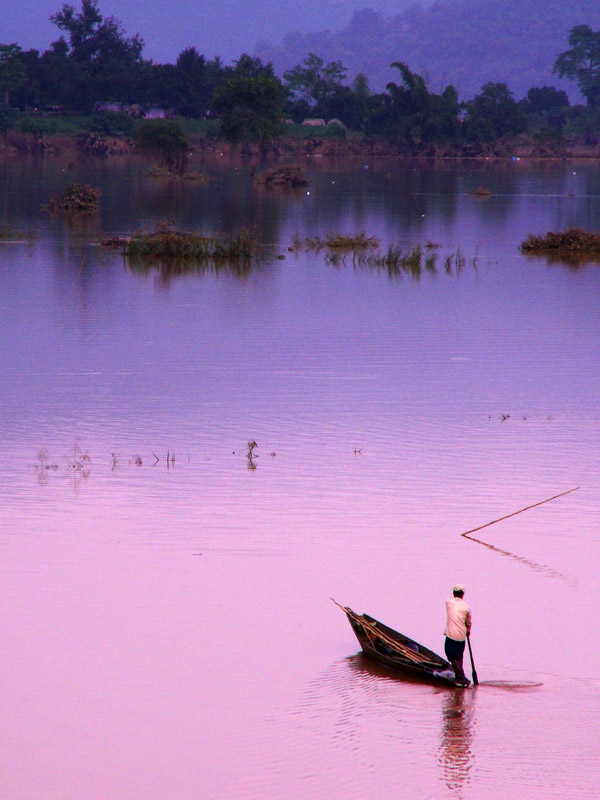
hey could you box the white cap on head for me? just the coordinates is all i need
[453,583,465,593]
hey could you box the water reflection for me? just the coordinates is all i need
[302,654,478,797]
[460,489,579,584]
[125,254,255,283]
[524,251,600,269]
[462,530,576,584]
[2,155,600,800]
[439,687,476,796]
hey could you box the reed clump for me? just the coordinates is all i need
[520,228,600,256]
[43,183,101,213]
[305,232,380,251]
[101,221,255,261]
[359,244,426,276]
[256,163,308,186]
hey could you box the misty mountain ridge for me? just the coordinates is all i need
[255,0,600,101]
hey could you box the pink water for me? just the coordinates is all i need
[1,156,599,798]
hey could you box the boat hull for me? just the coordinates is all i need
[340,605,457,686]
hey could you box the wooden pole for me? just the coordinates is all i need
[466,633,478,686]
[460,487,579,538]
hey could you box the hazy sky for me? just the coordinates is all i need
[0,0,410,64]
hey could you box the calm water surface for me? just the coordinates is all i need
[1,154,599,799]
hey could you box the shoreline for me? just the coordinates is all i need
[2,130,600,161]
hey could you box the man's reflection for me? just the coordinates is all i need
[439,687,475,794]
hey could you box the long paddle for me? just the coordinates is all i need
[466,633,478,685]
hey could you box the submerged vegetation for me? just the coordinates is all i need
[98,222,476,282]
[302,232,379,251]
[255,163,308,186]
[148,164,209,182]
[43,183,101,213]
[132,120,190,174]
[520,228,600,264]
[521,228,600,254]
[101,221,256,262]
[291,232,475,277]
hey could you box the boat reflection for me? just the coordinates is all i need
[337,654,477,793]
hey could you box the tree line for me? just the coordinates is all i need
[1,1,600,147]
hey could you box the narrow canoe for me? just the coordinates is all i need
[333,599,457,685]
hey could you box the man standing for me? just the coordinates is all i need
[444,584,472,686]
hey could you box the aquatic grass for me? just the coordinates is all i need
[444,247,466,273]
[304,232,380,251]
[102,222,256,262]
[347,244,428,278]
[425,252,437,271]
[325,250,345,266]
[404,244,422,275]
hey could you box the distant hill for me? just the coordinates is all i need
[255,0,600,102]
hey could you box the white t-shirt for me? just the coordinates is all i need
[444,596,472,641]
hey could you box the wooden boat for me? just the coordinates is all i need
[333,599,457,685]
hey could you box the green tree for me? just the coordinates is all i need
[87,110,134,135]
[132,119,189,173]
[0,44,26,105]
[352,73,370,103]
[386,60,430,138]
[11,49,43,110]
[520,86,569,132]
[143,63,180,109]
[0,100,15,141]
[213,73,284,147]
[283,53,347,108]
[49,0,144,110]
[229,53,275,79]
[175,47,209,117]
[525,86,569,113]
[382,62,460,142]
[38,38,72,108]
[463,82,524,141]
[554,25,600,107]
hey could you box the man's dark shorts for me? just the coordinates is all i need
[445,637,466,661]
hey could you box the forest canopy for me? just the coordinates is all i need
[0,1,599,148]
